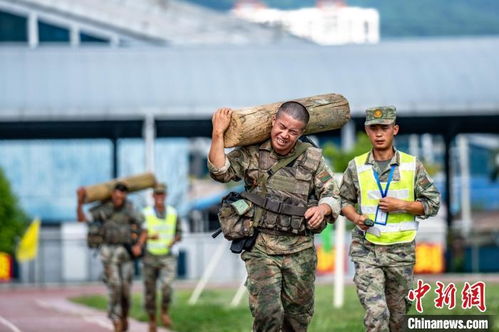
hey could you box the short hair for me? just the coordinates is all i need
[276,101,310,126]
[113,182,129,192]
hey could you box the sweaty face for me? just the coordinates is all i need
[365,124,399,151]
[111,189,127,208]
[270,113,306,155]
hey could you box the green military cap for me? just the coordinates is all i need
[153,183,167,194]
[365,106,397,125]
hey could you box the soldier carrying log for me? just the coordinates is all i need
[208,101,341,332]
[76,181,148,332]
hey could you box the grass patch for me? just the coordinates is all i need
[72,282,499,332]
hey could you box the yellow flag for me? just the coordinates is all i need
[16,218,41,262]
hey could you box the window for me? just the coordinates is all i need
[80,32,109,44]
[0,10,27,42]
[38,20,69,43]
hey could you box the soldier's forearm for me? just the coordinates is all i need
[76,205,87,222]
[402,200,425,216]
[341,205,361,223]
[209,132,227,169]
[137,230,147,247]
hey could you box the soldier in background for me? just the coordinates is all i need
[340,106,440,331]
[208,102,340,332]
[142,183,182,332]
[77,182,146,332]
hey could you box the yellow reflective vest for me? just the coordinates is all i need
[143,206,177,255]
[354,151,418,245]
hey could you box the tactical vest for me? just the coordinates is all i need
[92,201,136,245]
[250,142,323,235]
[143,206,177,255]
[355,151,418,245]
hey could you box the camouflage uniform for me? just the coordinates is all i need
[209,139,340,332]
[90,200,143,322]
[142,209,182,316]
[341,110,440,331]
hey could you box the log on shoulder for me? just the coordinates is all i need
[83,172,157,203]
[223,93,350,147]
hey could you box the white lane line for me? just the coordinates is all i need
[0,316,22,332]
[36,299,113,331]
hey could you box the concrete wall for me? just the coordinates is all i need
[17,213,447,284]
[18,223,246,284]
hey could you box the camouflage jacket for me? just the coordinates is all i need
[90,200,144,245]
[340,149,441,219]
[208,139,340,255]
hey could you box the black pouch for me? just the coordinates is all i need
[230,229,259,254]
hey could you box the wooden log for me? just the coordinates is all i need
[224,93,350,147]
[83,172,157,203]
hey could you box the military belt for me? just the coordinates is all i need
[257,227,308,236]
[241,192,307,216]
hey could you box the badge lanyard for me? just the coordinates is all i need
[373,165,395,225]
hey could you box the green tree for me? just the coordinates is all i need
[322,133,372,173]
[0,167,29,255]
[323,133,440,177]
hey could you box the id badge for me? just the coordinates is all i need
[375,206,388,225]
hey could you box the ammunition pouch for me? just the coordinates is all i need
[242,192,326,235]
[241,192,308,216]
[102,221,131,245]
[242,192,309,235]
[87,220,104,249]
[218,192,255,240]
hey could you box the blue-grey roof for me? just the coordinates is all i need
[1,36,499,121]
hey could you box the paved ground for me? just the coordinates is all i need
[0,284,172,332]
[1,275,498,332]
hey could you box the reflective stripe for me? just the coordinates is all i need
[367,189,410,200]
[366,229,417,245]
[147,242,168,249]
[399,162,416,172]
[356,164,372,173]
[371,221,418,233]
[360,205,378,215]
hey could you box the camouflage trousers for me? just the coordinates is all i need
[241,246,317,332]
[100,244,134,321]
[350,228,415,332]
[142,252,177,316]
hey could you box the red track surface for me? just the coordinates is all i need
[0,284,171,332]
